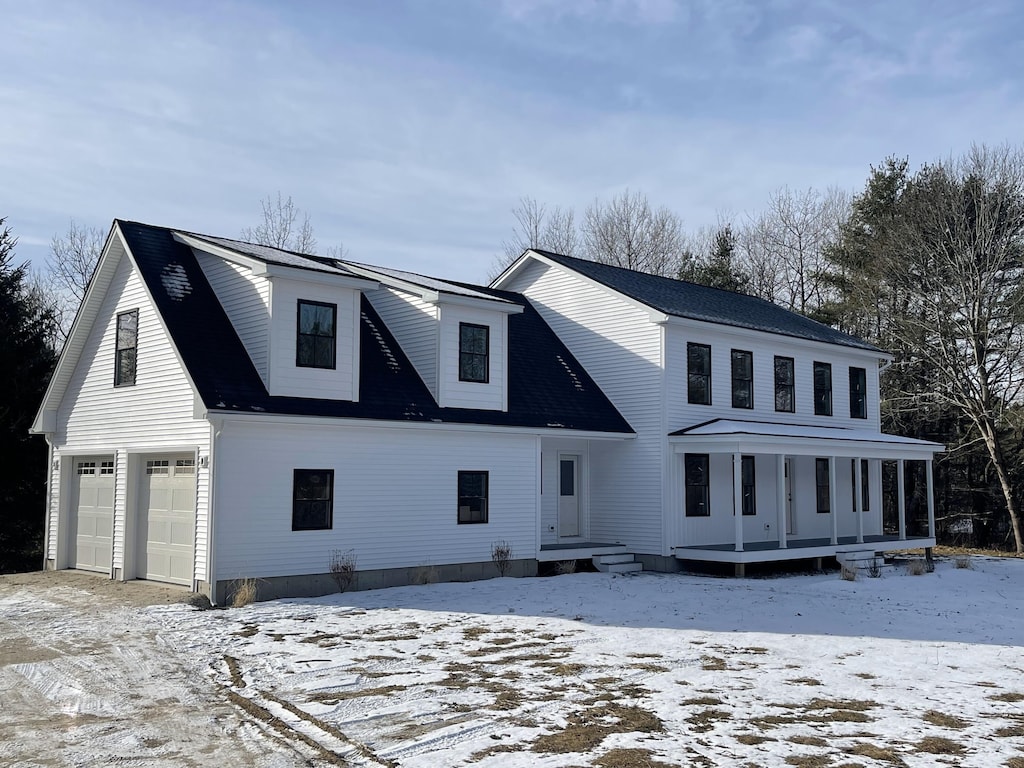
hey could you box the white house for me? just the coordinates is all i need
[32,221,942,602]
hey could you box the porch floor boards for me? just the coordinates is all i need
[675,534,936,564]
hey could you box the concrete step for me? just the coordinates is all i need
[595,553,636,565]
[593,553,643,574]
[602,561,643,574]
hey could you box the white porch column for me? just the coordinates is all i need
[829,456,838,545]
[926,458,936,538]
[776,454,787,549]
[733,452,744,552]
[897,460,907,540]
[855,456,864,544]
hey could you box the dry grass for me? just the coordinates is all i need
[914,736,965,754]
[840,564,858,581]
[906,559,927,576]
[223,655,245,688]
[306,684,406,703]
[785,755,832,767]
[735,733,775,745]
[685,708,732,732]
[846,742,908,766]
[229,577,258,607]
[787,677,824,686]
[531,703,664,754]
[681,696,723,706]
[1004,758,1024,768]
[700,655,727,671]
[989,692,1024,702]
[954,555,973,569]
[555,559,578,575]
[788,735,828,746]
[922,709,970,728]
[592,748,677,768]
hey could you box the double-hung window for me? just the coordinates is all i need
[849,367,867,419]
[459,323,489,383]
[685,454,710,517]
[292,469,334,531]
[731,350,753,409]
[687,343,712,405]
[813,362,832,416]
[115,309,138,386]
[852,459,870,511]
[774,356,794,413]
[457,471,489,523]
[740,455,756,516]
[296,300,337,369]
[815,458,831,513]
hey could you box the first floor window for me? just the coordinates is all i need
[814,361,832,416]
[815,458,831,513]
[459,323,490,383]
[852,459,870,511]
[115,309,138,386]
[774,356,795,412]
[297,300,337,369]
[685,453,710,517]
[293,469,334,531]
[731,350,753,409]
[687,343,712,405]
[740,455,756,516]
[458,470,489,524]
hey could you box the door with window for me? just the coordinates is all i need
[558,455,581,537]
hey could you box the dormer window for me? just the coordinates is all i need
[459,323,489,383]
[296,300,337,369]
[114,309,138,386]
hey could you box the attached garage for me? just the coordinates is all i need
[70,458,115,572]
[137,456,196,586]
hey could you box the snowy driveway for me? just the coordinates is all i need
[2,559,1023,767]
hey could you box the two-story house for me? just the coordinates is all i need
[31,221,941,603]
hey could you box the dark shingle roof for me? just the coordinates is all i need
[529,249,882,353]
[116,221,632,434]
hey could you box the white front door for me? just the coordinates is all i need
[785,458,794,535]
[71,458,115,572]
[137,457,195,586]
[558,455,581,537]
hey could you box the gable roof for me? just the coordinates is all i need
[521,249,882,353]
[115,221,632,434]
[344,261,516,305]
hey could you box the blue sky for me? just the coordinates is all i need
[3,0,1022,282]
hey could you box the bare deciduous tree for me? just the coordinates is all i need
[489,197,578,281]
[581,189,687,277]
[884,144,1024,552]
[47,219,104,337]
[240,192,318,254]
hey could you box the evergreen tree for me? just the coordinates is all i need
[0,218,59,571]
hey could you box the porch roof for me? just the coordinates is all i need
[669,419,944,459]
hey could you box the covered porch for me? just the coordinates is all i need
[669,420,944,563]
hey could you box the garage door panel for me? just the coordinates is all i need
[71,459,114,573]
[138,457,195,587]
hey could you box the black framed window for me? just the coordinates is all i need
[296,300,337,369]
[774,356,794,412]
[813,362,832,416]
[458,471,489,523]
[687,343,712,405]
[459,323,490,383]
[731,350,753,409]
[292,469,334,531]
[852,459,870,511]
[815,458,831,513]
[849,367,867,419]
[740,455,756,516]
[115,309,138,386]
[685,454,710,517]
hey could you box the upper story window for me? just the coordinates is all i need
[813,361,832,416]
[458,323,489,383]
[774,356,795,413]
[457,470,489,524]
[114,309,138,387]
[687,343,712,405]
[296,300,337,369]
[731,350,753,409]
[293,469,334,531]
[849,367,867,419]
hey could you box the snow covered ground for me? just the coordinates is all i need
[156,556,1024,767]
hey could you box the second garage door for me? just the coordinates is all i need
[137,457,195,586]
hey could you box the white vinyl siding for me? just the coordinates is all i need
[213,421,538,579]
[438,306,506,411]
[365,287,439,396]
[503,259,664,553]
[267,279,360,401]
[194,251,271,385]
[53,252,209,583]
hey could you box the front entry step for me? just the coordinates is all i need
[836,547,882,571]
[593,553,642,574]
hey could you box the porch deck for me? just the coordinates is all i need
[538,541,627,562]
[675,535,936,564]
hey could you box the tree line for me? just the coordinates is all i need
[2,144,1022,572]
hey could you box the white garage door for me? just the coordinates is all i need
[71,458,115,572]
[138,457,195,586]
